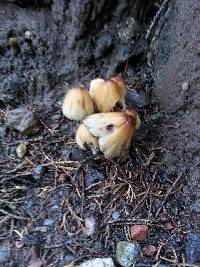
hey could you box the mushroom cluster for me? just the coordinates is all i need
[62,76,140,159]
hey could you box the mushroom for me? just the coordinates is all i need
[110,75,127,96]
[89,78,126,112]
[62,85,95,121]
[83,109,140,158]
[76,123,98,154]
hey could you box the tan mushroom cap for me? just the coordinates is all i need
[76,123,98,154]
[83,110,140,158]
[89,78,126,112]
[62,85,94,121]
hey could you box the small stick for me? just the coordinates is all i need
[154,173,182,219]
[146,0,170,40]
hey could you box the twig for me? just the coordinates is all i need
[146,0,170,40]
[0,208,28,220]
[154,173,182,219]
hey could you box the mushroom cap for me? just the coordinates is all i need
[90,79,126,112]
[76,123,98,152]
[110,76,127,96]
[83,110,139,158]
[62,86,94,121]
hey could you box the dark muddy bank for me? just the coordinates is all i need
[152,0,200,231]
[0,0,200,266]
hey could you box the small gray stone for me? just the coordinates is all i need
[116,241,140,267]
[16,142,28,159]
[125,89,149,108]
[186,234,200,263]
[70,145,92,161]
[78,258,115,267]
[7,107,40,135]
[84,216,96,236]
[0,244,9,263]
[61,145,70,160]
[43,218,54,226]
[134,124,149,142]
[32,165,45,180]
[0,124,6,144]
[112,211,120,220]
[181,81,189,93]
[149,113,162,125]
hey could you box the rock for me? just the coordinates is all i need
[27,259,44,267]
[149,113,162,125]
[64,254,75,265]
[181,81,189,93]
[134,124,149,142]
[116,241,140,267]
[16,142,28,159]
[0,244,9,263]
[32,165,45,180]
[84,169,106,188]
[130,225,148,241]
[25,31,32,40]
[61,145,70,160]
[78,258,115,267]
[111,211,120,220]
[70,145,92,161]
[43,218,54,226]
[142,245,157,257]
[0,124,6,144]
[125,89,149,108]
[186,233,200,264]
[7,107,40,135]
[84,216,96,236]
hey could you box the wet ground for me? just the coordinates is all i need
[0,0,200,266]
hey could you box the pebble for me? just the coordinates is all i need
[149,113,162,125]
[78,258,115,267]
[61,145,70,160]
[16,142,28,159]
[111,211,120,220]
[186,233,200,263]
[0,124,6,144]
[134,124,149,142]
[70,145,92,161]
[84,216,96,236]
[181,81,189,93]
[116,241,140,267]
[43,218,54,226]
[32,165,45,181]
[130,225,149,241]
[25,31,32,40]
[0,244,9,263]
[142,245,157,257]
[84,169,106,188]
[7,107,40,135]
[125,89,149,108]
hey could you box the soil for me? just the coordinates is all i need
[0,0,199,266]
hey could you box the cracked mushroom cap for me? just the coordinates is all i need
[89,78,126,112]
[62,85,95,121]
[76,123,98,154]
[110,75,127,96]
[83,110,140,158]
